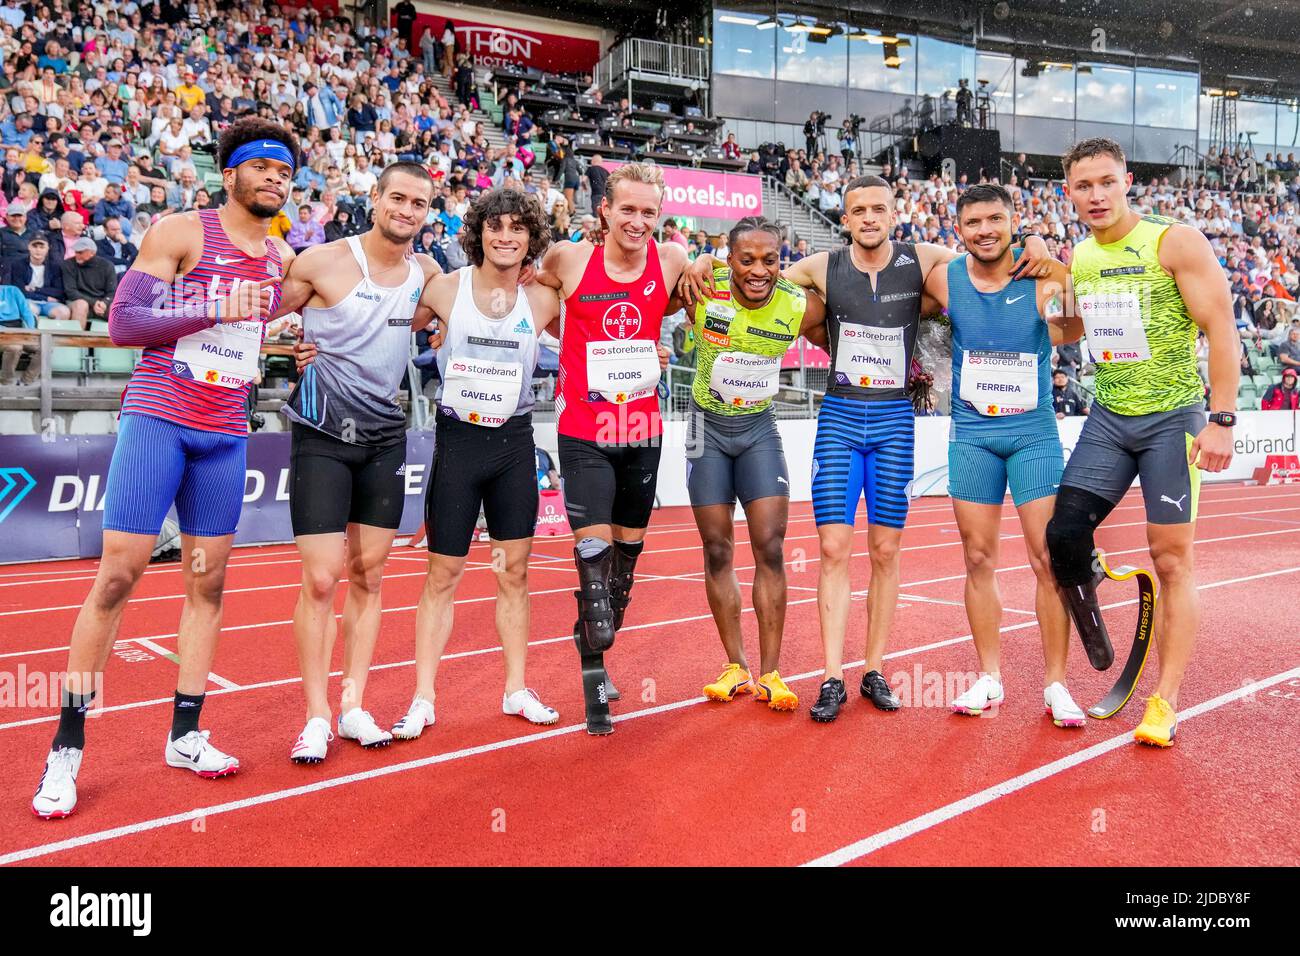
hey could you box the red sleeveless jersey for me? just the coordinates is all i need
[119,209,284,436]
[556,240,669,443]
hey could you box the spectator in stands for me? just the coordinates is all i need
[60,236,116,329]
[1051,368,1089,418]
[46,211,85,261]
[285,204,322,254]
[28,190,63,234]
[137,184,171,222]
[168,168,201,213]
[1262,368,1300,410]
[442,20,457,79]
[324,207,362,244]
[1280,325,1300,371]
[0,207,31,259]
[662,218,688,250]
[1055,339,1084,380]
[3,235,68,320]
[790,237,810,263]
[785,158,809,196]
[94,217,137,276]
[722,132,742,162]
[92,183,135,236]
[0,283,39,387]
[585,154,609,204]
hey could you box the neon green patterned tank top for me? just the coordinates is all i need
[691,266,805,416]
[1070,214,1202,415]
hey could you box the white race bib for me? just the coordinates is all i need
[442,356,522,427]
[170,320,263,389]
[586,340,659,404]
[960,349,1038,416]
[834,324,906,389]
[1079,292,1151,363]
[709,352,781,409]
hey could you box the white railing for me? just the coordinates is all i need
[596,38,709,88]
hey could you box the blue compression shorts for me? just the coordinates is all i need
[102,412,247,538]
[811,396,915,528]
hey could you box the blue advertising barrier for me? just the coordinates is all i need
[0,431,436,564]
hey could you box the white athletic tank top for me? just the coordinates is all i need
[436,267,538,426]
[285,235,425,445]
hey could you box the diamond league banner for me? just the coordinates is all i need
[0,431,437,564]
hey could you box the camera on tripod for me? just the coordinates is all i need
[847,113,864,135]
[809,110,831,133]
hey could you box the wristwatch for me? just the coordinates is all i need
[1208,411,1237,427]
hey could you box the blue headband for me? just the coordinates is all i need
[225,140,296,172]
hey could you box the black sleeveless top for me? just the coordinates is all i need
[824,241,924,402]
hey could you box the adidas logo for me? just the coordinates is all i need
[395,464,406,477]
[513,317,531,334]
[893,253,915,267]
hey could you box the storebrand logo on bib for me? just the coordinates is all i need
[601,302,643,339]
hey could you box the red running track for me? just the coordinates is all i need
[0,483,1298,866]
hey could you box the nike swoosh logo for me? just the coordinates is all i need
[1005,295,1025,305]
[213,255,243,266]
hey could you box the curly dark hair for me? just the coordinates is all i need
[460,188,551,268]
[217,116,302,171]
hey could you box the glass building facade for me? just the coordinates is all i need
[709,6,1287,166]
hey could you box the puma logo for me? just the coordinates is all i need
[1161,493,1187,512]
[774,316,793,331]
[1124,244,1145,258]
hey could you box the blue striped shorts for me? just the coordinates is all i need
[948,432,1063,507]
[102,413,247,538]
[811,396,915,528]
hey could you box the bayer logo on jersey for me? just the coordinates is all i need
[600,301,643,339]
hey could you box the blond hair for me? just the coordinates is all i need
[604,162,666,205]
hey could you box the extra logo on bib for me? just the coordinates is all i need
[171,319,263,389]
[442,356,522,427]
[709,352,781,408]
[833,324,905,389]
[1079,292,1151,363]
[960,350,1037,416]
[586,340,659,404]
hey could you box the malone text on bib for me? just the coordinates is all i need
[171,320,263,389]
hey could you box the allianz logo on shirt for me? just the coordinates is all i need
[355,290,382,302]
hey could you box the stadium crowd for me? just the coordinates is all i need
[0,0,1297,406]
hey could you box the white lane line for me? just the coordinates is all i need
[8,497,1299,620]
[130,638,240,691]
[3,520,1297,673]
[4,485,1288,590]
[2,565,1296,866]
[801,664,1300,867]
[897,593,1037,616]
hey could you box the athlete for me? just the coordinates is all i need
[382,187,564,737]
[1045,138,1237,747]
[273,162,441,763]
[535,162,685,735]
[32,119,297,818]
[689,217,824,712]
[922,183,1088,726]
[684,175,1052,723]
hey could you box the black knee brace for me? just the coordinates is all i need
[609,539,644,632]
[1046,486,1119,670]
[573,544,615,656]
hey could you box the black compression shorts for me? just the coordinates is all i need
[558,433,661,532]
[289,423,407,535]
[426,412,538,557]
